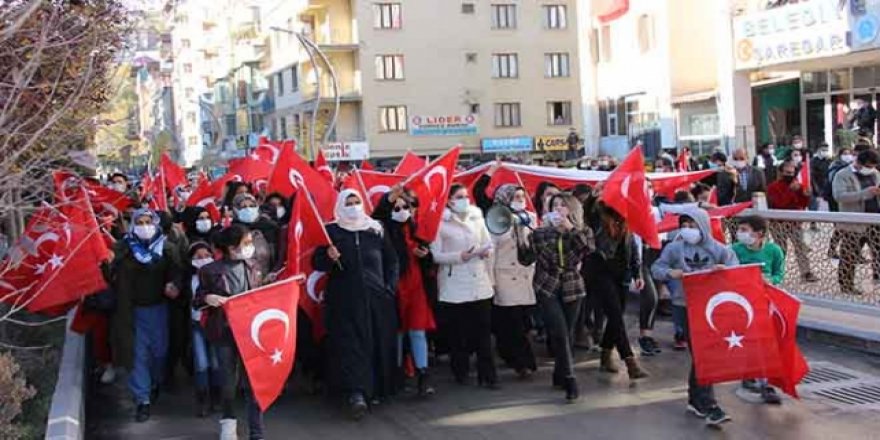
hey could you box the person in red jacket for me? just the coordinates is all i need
[766,160,818,282]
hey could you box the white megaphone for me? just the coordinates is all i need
[486,204,532,235]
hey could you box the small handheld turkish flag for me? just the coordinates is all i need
[683,265,783,386]
[344,170,405,214]
[267,141,337,220]
[764,282,809,398]
[797,156,811,192]
[223,277,300,412]
[601,148,661,249]
[314,149,335,186]
[284,191,331,340]
[395,151,428,175]
[405,146,461,242]
[159,153,187,193]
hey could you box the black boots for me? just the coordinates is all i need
[564,377,579,402]
[135,403,150,423]
[417,369,435,398]
[196,389,209,418]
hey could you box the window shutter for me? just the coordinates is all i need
[617,97,626,136]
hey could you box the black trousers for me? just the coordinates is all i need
[678,305,717,410]
[592,275,634,359]
[439,299,497,383]
[493,304,537,372]
[639,264,658,331]
[542,294,582,381]
[838,226,880,291]
[216,341,264,439]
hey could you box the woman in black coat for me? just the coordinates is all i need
[313,189,399,420]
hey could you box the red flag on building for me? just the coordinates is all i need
[314,149,335,185]
[159,153,187,192]
[0,191,110,313]
[405,146,461,242]
[764,283,809,398]
[683,265,783,386]
[601,148,661,249]
[284,192,331,340]
[222,278,299,411]
[395,151,428,175]
[268,142,336,220]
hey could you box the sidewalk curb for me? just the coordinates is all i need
[798,319,880,356]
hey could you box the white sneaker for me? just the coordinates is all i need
[100,366,116,384]
[219,418,238,440]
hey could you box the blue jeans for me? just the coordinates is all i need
[128,303,169,405]
[678,305,717,411]
[672,304,687,339]
[191,322,222,390]
[398,330,428,369]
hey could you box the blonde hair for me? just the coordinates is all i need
[548,193,584,230]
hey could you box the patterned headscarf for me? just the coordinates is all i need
[493,184,523,207]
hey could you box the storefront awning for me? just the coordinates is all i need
[671,90,716,105]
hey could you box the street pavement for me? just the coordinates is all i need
[88,316,880,440]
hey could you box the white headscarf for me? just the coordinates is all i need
[334,189,383,234]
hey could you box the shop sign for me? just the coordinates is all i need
[323,142,370,161]
[851,0,880,51]
[733,0,851,70]
[409,114,478,136]
[535,135,569,151]
[481,136,533,153]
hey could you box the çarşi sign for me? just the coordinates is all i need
[409,114,478,136]
[733,0,851,70]
[535,135,569,152]
[322,142,370,161]
[481,136,533,153]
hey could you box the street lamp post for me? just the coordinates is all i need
[270,26,340,159]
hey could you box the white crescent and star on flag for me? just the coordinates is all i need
[422,166,448,213]
[250,308,291,366]
[704,291,755,350]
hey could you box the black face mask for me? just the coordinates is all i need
[781,174,796,183]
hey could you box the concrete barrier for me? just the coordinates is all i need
[45,314,86,440]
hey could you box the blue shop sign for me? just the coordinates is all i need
[481,136,533,153]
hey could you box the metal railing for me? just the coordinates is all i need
[724,209,880,305]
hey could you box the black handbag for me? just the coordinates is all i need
[84,288,117,312]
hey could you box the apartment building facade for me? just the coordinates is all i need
[262,0,585,161]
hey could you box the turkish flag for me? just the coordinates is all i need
[654,169,717,200]
[314,149,335,185]
[268,142,336,220]
[405,146,461,242]
[140,172,168,212]
[284,191,331,340]
[487,166,590,201]
[53,171,133,217]
[254,137,283,164]
[223,277,299,411]
[344,170,405,214]
[229,156,273,190]
[453,162,493,195]
[360,160,375,171]
[797,156,811,192]
[765,283,809,398]
[395,151,428,175]
[159,153,187,192]
[598,0,629,22]
[0,190,110,313]
[707,186,719,205]
[601,148,661,249]
[683,265,783,386]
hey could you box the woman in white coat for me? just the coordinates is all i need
[430,183,498,389]
[489,185,537,379]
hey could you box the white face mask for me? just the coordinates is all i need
[793,143,804,150]
[236,207,259,223]
[111,182,127,193]
[679,227,701,245]
[841,154,855,163]
[192,257,213,268]
[767,148,775,156]
[731,160,747,169]
[510,201,527,212]
[859,167,876,176]
[818,150,831,159]
[133,224,156,241]
[736,231,756,246]
[791,155,803,164]
[450,198,470,214]
[275,207,286,219]
[341,204,364,220]
[179,191,192,201]
[391,209,411,223]
[235,244,256,260]
[195,219,212,233]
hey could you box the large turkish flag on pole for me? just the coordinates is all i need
[765,283,809,398]
[159,152,187,192]
[268,142,337,220]
[223,277,300,412]
[683,265,783,386]
[314,149,335,186]
[404,146,461,243]
[601,148,661,249]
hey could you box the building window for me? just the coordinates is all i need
[374,3,402,29]
[185,87,194,99]
[494,103,521,127]
[462,3,475,14]
[600,25,612,62]
[379,105,407,132]
[224,114,237,136]
[543,5,567,29]
[492,53,518,78]
[470,103,480,114]
[183,63,193,73]
[181,39,191,49]
[291,64,299,91]
[599,98,620,136]
[544,53,570,78]
[491,4,516,29]
[547,101,572,125]
[276,72,284,95]
[637,14,654,53]
[279,117,288,139]
[187,112,196,123]
[375,55,405,80]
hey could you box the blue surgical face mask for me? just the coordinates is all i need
[708,162,719,170]
[236,207,259,224]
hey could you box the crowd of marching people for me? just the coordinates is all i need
[41,136,879,440]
